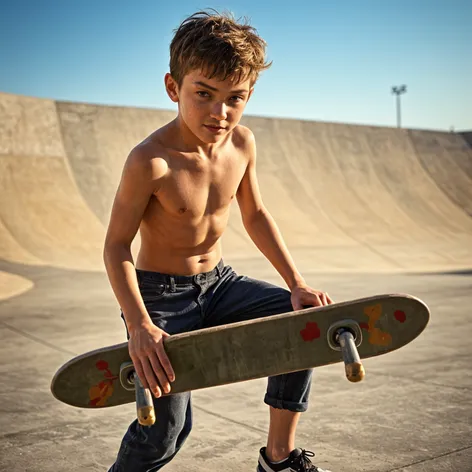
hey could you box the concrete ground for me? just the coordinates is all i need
[0,259,471,472]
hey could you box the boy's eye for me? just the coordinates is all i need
[196,91,244,103]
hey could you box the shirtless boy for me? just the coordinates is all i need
[104,10,333,472]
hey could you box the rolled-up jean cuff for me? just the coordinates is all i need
[263,394,309,412]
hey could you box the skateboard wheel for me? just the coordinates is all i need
[326,320,362,351]
[119,362,136,391]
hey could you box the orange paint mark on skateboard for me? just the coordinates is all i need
[88,360,119,407]
[362,304,392,346]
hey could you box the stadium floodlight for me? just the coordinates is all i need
[391,85,408,128]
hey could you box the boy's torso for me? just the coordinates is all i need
[136,123,251,276]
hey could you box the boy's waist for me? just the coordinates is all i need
[136,259,225,286]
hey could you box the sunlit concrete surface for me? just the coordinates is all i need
[0,271,34,300]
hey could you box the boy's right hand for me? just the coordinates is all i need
[128,323,175,398]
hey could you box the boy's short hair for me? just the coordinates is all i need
[170,10,272,87]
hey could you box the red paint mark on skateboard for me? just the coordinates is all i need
[359,322,369,330]
[88,360,119,407]
[96,360,109,371]
[300,322,321,341]
[394,310,406,323]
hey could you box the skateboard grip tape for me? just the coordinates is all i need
[133,373,156,426]
[338,330,365,383]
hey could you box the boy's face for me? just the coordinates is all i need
[166,69,254,144]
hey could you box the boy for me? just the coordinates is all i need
[104,10,333,472]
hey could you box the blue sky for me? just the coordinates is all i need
[1,0,471,131]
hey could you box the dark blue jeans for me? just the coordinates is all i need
[109,260,313,471]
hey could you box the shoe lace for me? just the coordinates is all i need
[291,449,319,471]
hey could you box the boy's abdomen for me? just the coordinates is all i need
[136,229,225,276]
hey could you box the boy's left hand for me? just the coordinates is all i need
[291,283,334,310]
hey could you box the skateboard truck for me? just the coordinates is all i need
[327,320,365,382]
[120,362,156,426]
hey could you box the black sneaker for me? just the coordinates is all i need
[257,447,331,472]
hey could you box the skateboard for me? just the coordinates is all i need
[51,294,429,426]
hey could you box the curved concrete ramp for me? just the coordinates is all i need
[0,93,105,271]
[0,271,34,300]
[237,119,472,272]
[409,129,472,215]
[1,91,471,282]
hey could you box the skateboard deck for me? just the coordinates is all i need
[52,293,429,419]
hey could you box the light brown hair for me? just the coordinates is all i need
[169,10,272,87]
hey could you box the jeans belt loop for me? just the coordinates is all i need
[169,276,176,292]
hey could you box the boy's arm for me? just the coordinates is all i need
[103,147,174,397]
[104,147,158,329]
[236,129,333,308]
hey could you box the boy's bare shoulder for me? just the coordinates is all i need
[126,131,170,182]
[116,133,170,197]
[233,125,256,159]
[232,124,256,147]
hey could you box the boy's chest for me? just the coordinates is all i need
[157,154,247,216]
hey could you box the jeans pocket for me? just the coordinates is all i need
[139,282,167,303]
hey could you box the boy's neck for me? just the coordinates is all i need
[172,116,229,157]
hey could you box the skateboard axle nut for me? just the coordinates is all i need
[334,327,357,346]
[326,320,363,352]
[127,371,136,386]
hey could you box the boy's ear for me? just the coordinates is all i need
[165,73,179,103]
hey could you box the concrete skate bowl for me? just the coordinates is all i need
[1,91,471,299]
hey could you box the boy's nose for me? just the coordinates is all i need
[210,102,227,120]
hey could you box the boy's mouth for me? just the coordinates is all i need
[204,124,226,132]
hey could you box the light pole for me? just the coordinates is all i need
[391,85,407,128]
